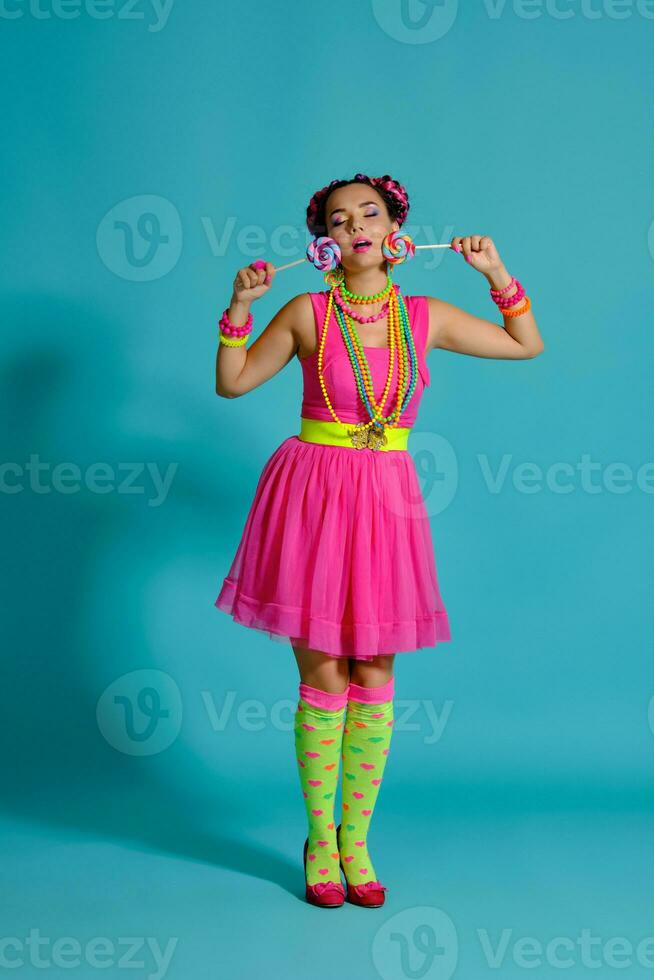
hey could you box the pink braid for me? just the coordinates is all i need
[306,173,410,237]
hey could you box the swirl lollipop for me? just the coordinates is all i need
[250,231,454,277]
[306,236,342,271]
[250,236,342,276]
[382,231,416,265]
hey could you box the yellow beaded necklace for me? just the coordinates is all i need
[316,274,415,451]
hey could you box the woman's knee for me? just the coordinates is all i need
[349,654,395,687]
[291,642,351,693]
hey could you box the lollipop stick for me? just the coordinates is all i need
[272,257,307,272]
[414,244,455,250]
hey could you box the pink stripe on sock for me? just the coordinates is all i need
[299,682,350,711]
[348,677,395,704]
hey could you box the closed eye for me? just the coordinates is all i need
[332,210,378,227]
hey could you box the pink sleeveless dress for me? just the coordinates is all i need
[214,290,452,661]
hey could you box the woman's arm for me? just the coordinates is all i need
[215,261,309,398]
[216,294,309,397]
[427,235,545,361]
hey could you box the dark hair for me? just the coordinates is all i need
[306,172,410,237]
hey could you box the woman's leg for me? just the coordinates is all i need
[292,644,351,692]
[291,644,351,885]
[338,654,396,886]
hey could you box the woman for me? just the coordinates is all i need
[214,173,544,908]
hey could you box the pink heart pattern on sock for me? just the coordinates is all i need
[337,693,394,890]
[295,694,346,888]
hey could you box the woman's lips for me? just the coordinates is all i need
[352,241,372,253]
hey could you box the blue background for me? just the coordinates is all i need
[2,1,653,977]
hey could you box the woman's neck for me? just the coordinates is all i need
[341,266,390,299]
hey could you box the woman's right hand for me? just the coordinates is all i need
[231,261,276,305]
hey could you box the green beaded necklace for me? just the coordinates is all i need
[327,271,418,448]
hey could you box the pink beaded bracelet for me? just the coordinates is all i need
[490,276,518,296]
[495,284,525,309]
[219,308,253,337]
[490,279,525,308]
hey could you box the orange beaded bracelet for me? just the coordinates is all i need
[501,296,531,318]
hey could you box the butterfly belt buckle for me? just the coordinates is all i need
[347,425,388,451]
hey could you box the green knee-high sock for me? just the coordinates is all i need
[338,678,394,886]
[294,682,349,887]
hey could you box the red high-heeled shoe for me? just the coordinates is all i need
[303,837,345,908]
[336,824,388,908]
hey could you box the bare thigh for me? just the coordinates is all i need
[292,642,395,692]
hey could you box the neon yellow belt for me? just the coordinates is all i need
[297,416,410,452]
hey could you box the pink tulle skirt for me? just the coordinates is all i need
[215,435,451,660]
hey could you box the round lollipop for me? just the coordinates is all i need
[249,231,455,277]
[382,231,416,265]
[250,236,342,275]
[306,236,342,271]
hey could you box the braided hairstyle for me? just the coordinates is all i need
[306,172,410,238]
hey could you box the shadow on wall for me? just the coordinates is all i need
[0,291,300,894]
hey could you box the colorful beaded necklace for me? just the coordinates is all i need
[317,271,418,450]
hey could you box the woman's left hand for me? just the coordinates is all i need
[451,235,503,275]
